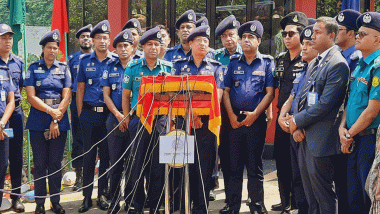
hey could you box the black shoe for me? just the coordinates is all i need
[272,202,283,211]
[35,203,45,214]
[220,205,238,214]
[78,197,93,213]
[97,195,109,210]
[250,202,268,214]
[280,205,291,214]
[209,190,216,201]
[107,204,120,214]
[73,168,83,191]
[51,202,65,214]
[11,198,25,213]
[245,197,251,206]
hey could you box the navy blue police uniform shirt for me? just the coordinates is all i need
[76,51,117,107]
[341,45,362,74]
[290,65,307,114]
[24,59,72,131]
[224,52,276,111]
[173,55,225,89]
[100,57,125,111]
[0,54,23,104]
[68,51,85,92]
[0,68,16,116]
[165,44,215,62]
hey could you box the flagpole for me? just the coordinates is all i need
[22,23,31,182]
[64,32,72,171]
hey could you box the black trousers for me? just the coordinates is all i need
[274,120,293,209]
[80,108,109,198]
[228,114,266,212]
[70,98,84,169]
[8,106,24,200]
[219,104,232,203]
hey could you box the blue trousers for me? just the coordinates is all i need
[79,108,109,198]
[8,106,24,200]
[347,134,376,214]
[70,98,83,169]
[30,130,67,204]
[0,124,9,206]
[128,115,167,211]
[228,114,266,212]
[106,113,130,206]
[289,137,308,213]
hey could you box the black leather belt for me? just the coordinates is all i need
[83,103,107,113]
[358,128,377,137]
[41,98,61,106]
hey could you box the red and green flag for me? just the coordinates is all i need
[51,0,69,61]
[7,0,26,55]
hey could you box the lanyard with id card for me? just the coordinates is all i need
[307,81,318,106]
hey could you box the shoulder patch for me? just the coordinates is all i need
[275,52,287,60]
[79,53,91,60]
[230,54,242,60]
[127,58,142,68]
[208,58,222,65]
[350,50,362,61]
[262,54,274,60]
[374,57,380,69]
[160,59,173,68]
[215,48,224,55]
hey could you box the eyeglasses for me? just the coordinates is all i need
[281,31,298,38]
[356,31,369,39]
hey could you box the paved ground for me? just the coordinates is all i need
[2,160,282,213]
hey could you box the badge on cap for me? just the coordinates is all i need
[2,25,8,30]
[305,29,312,37]
[112,83,117,90]
[134,22,138,27]
[123,32,129,39]
[102,24,108,31]
[363,13,372,23]
[103,70,108,79]
[53,33,58,41]
[206,28,210,36]
[157,31,162,39]
[337,13,345,22]
[233,20,237,27]
[188,13,194,20]
[250,24,257,32]
[293,15,298,23]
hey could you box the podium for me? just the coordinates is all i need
[136,75,221,213]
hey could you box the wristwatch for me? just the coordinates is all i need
[53,119,58,124]
[0,121,5,129]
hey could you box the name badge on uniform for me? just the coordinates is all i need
[13,70,20,73]
[88,79,93,85]
[86,67,96,72]
[109,73,119,78]
[234,81,240,87]
[36,81,42,87]
[307,92,318,106]
[252,71,265,76]
[34,70,45,74]
[112,84,116,90]
[1,90,5,102]
[234,70,244,75]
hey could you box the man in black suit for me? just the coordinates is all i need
[287,17,350,214]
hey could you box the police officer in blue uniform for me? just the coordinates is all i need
[24,29,72,214]
[196,17,209,27]
[165,10,215,63]
[335,9,362,73]
[101,29,134,214]
[76,20,116,213]
[339,12,380,214]
[173,25,224,213]
[68,24,93,191]
[122,27,172,214]
[222,21,276,214]
[0,23,25,213]
[214,15,242,209]
[277,25,317,214]
[122,18,143,60]
[0,24,17,214]
[272,12,308,213]
[158,25,171,59]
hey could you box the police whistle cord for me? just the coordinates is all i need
[0,82,158,195]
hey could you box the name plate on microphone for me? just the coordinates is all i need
[159,134,194,165]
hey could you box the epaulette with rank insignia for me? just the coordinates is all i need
[79,53,91,60]
[165,46,177,53]
[230,53,242,60]
[262,54,274,61]
[13,55,24,64]
[215,48,225,55]
[275,51,286,61]
[350,50,362,61]
[127,58,142,68]
[207,58,222,65]
[160,59,173,67]
[175,57,188,63]
[29,61,40,66]
[373,57,380,69]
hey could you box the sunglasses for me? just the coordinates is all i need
[356,31,369,39]
[281,31,298,38]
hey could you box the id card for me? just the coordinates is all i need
[1,90,6,102]
[307,92,318,106]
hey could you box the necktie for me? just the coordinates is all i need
[298,56,322,111]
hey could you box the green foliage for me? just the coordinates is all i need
[316,0,342,18]
[376,1,380,12]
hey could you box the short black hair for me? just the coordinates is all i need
[316,17,339,40]
[296,26,304,34]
